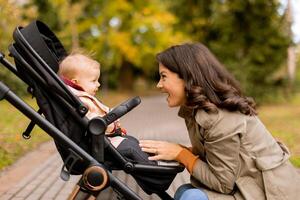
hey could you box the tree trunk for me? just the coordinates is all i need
[286,0,296,85]
[287,46,296,83]
[68,1,79,49]
[119,60,134,90]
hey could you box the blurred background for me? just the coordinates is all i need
[0,0,299,102]
[0,0,300,170]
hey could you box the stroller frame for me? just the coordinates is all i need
[0,20,184,200]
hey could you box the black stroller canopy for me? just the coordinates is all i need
[16,20,67,72]
[11,20,88,116]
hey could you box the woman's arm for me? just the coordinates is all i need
[192,133,241,194]
[191,112,244,194]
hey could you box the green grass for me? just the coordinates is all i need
[258,93,300,167]
[0,97,50,170]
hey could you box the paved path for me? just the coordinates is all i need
[0,95,191,200]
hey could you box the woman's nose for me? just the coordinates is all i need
[156,80,162,89]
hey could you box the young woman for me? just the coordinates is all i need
[140,43,300,200]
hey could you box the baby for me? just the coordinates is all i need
[58,53,156,165]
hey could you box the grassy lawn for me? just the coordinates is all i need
[0,97,49,170]
[0,91,300,170]
[258,94,300,167]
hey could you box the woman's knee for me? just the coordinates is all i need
[174,184,208,200]
[174,184,194,200]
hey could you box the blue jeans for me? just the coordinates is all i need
[174,184,209,200]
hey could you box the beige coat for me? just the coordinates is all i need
[68,86,125,147]
[178,106,300,200]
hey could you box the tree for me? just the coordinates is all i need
[0,0,37,95]
[169,0,290,101]
[77,0,186,90]
[284,0,296,93]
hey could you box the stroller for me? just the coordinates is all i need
[0,20,184,200]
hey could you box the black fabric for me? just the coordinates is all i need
[18,20,67,72]
[117,135,157,165]
[10,20,91,174]
[12,24,83,111]
[132,171,176,195]
[32,80,90,174]
[10,19,180,195]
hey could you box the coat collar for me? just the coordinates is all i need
[178,105,195,119]
[178,105,219,130]
[61,76,85,91]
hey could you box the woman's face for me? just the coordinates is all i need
[157,63,186,107]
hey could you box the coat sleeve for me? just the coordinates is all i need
[191,111,245,194]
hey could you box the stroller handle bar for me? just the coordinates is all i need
[105,96,141,126]
[88,97,141,136]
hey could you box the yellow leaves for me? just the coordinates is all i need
[142,7,151,16]
[50,0,85,22]
[23,6,38,20]
[0,1,37,54]
[108,31,138,62]
[106,0,132,13]
[154,12,177,25]
[133,11,176,30]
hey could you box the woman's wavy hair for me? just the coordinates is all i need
[156,43,257,115]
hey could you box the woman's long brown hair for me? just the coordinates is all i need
[156,43,257,115]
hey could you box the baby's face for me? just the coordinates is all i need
[76,65,100,96]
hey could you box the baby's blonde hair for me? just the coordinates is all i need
[58,52,100,79]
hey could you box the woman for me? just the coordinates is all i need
[139,43,300,200]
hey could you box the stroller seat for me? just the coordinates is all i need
[0,20,184,200]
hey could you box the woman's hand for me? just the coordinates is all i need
[139,140,184,161]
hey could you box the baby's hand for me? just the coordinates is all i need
[106,123,115,133]
[105,131,114,136]
[115,121,121,128]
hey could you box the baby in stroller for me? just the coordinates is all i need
[0,19,185,199]
[58,52,156,165]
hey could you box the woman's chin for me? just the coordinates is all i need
[167,99,176,107]
[167,98,182,107]
[166,96,178,107]
[166,96,171,106]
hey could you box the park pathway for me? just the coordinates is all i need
[0,95,191,200]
